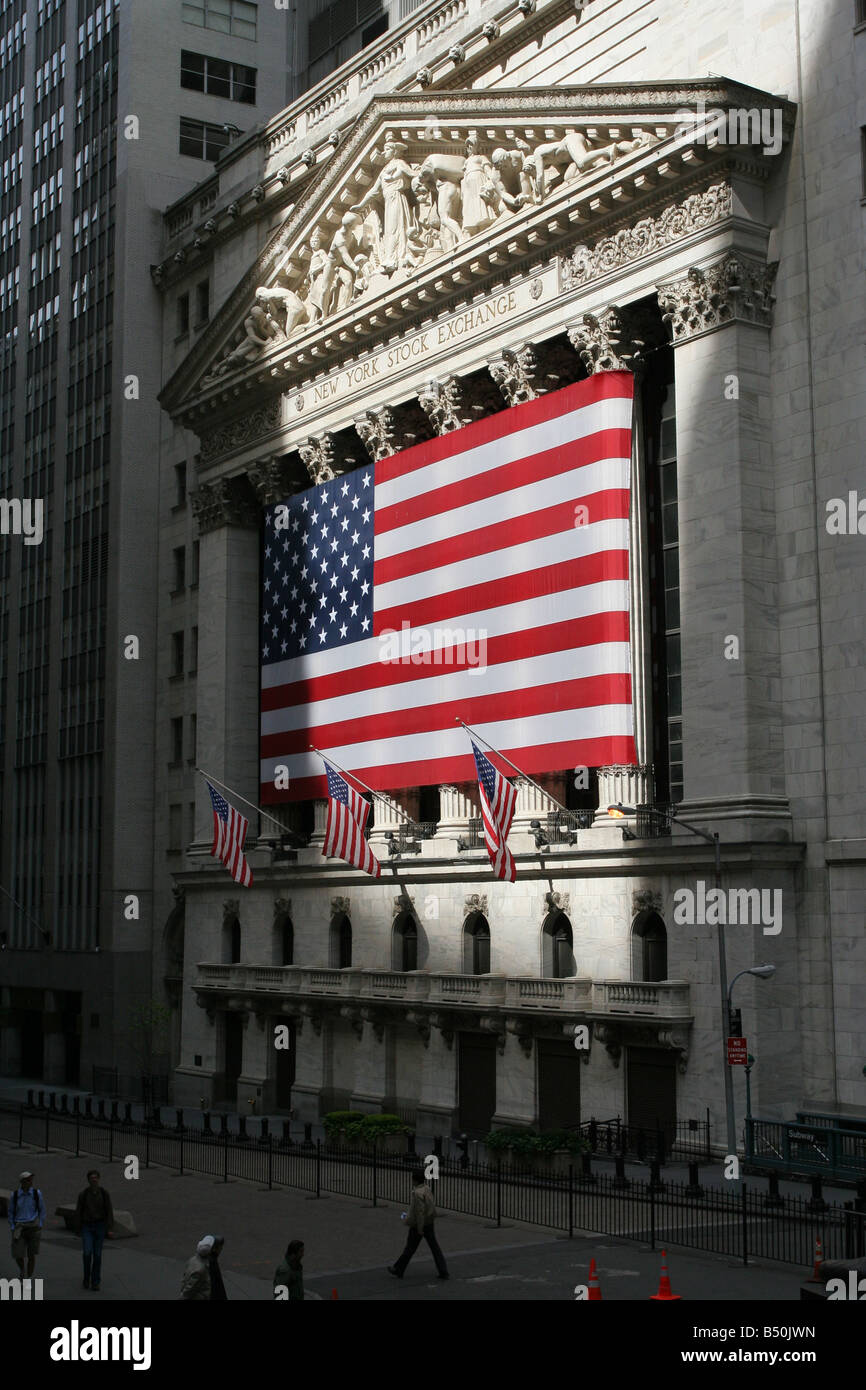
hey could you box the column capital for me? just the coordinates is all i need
[416,376,476,434]
[566,305,647,375]
[297,433,335,485]
[354,406,400,462]
[190,476,258,534]
[247,455,291,506]
[657,253,778,341]
[488,344,543,406]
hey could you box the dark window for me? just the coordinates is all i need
[393,911,418,972]
[463,912,490,975]
[195,279,209,325]
[229,918,241,963]
[174,463,186,506]
[277,914,294,966]
[168,803,182,852]
[331,912,352,968]
[171,630,185,676]
[176,292,189,336]
[858,0,866,26]
[361,12,388,45]
[189,714,196,761]
[543,911,575,979]
[170,716,183,765]
[173,545,185,592]
[182,0,258,40]
[181,50,256,103]
[190,539,200,587]
[633,911,668,983]
[179,117,234,161]
[190,625,198,672]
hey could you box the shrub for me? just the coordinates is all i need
[358,1113,407,1137]
[323,1111,408,1143]
[484,1127,587,1156]
[323,1110,364,1138]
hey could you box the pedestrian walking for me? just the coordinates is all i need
[273,1239,304,1301]
[8,1171,46,1280]
[388,1169,449,1280]
[74,1169,114,1291]
[180,1235,215,1300]
[209,1234,227,1300]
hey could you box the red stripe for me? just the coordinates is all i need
[262,673,632,760]
[375,431,631,538]
[262,733,637,803]
[374,548,629,634]
[375,374,634,486]
[375,488,629,586]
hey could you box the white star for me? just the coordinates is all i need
[351,529,360,545]
[362,544,371,559]
[310,579,318,594]
[320,489,328,504]
[290,619,297,633]
[341,481,350,497]
[292,552,299,566]
[351,566,359,581]
[351,495,359,510]
[311,544,319,558]
[311,511,319,525]
[263,611,270,625]
[300,565,308,579]
[264,579,271,591]
[301,497,309,511]
[302,530,309,544]
[299,634,306,648]
[282,538,289,552]
[265,545,271,559]
[319,630,327,644]
[319,594,327,609]
[321,558,329,573]
[299,600,307,614]
[291,587,298,600]
[309,613,317,627]
[329,607,337,623]
[263,644,270,657]
[291,517,300,532]
[281,573,288,586]
[320,523,328,538]
[272,625,278,638]
[340,516,349,532]
[361,617,370,632]
[329,574,338,589]
[362,508,371,523]
[361,580,370,595]
[330,538,338,553]
[330,503,338,518]
[350,601,359,616]
[339,587,348,602]
[362,473,371,487]
[281,606,288,619]
[340,552,349,567]
[339,623,348,638]
[281,640,288,653]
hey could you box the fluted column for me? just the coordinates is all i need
[510,777,556,835]
[367,791,409,849]
[435,783,478,838]
[309,797,329,847]
[190,476,260,846]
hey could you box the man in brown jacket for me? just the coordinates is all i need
[388,1169,449,1280]
[74,1169,114,1291]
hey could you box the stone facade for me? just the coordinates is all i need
[153,0,866,1147]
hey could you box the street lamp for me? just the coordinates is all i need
[608,801,737,1176]
[727,965,776,1154]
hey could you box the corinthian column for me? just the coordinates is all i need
[487,344,543,406]
[297,433,336,484]
[416,376,476,434]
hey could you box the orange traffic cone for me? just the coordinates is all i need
[650,1249,681,1300]
[587,1258,602,1301]
[807,1238,823,1283]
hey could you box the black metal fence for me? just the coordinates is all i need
[2,1103,864,1269]
[581,1115,712,1163]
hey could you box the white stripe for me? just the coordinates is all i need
[260,703,635,786]
[375,458,629,562]
[261,639,631,737]
[374,396,633,511]
[375,518,629,612]
[261,580,630,692]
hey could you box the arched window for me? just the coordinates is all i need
[542,911,575,979]
[275,913,294,967]
[463,912,491,975]
[330,912,352,969]
[393,911,418,972]
[633,910,667,982]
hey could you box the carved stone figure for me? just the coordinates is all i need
[202,302,277,383]
[461,135,498,238]
[415,153,465,253]
[523,128,650,201]
[354,138,418,273]
[254,284,309,340]
[305,226,330,321]
[322,212,366,314]
[489,143,533,212]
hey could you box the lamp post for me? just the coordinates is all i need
[608,802,738,1181]
[727,964,776,1162]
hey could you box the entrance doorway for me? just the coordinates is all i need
[223,1013,244,1104]
[275,1020,296,1110]
[537,1038,580,1131]
[458,1032,496,1137]
[626,1046,677,1148]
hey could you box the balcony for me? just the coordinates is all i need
[195,964,690,1021]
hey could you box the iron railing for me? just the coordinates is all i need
[581,1115,712,1163]
[2,1103,863,1268]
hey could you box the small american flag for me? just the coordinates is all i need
[471,741,517,883]
[322,758,382,878]
[206,780,253,887]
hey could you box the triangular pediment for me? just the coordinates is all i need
[160,80,794,421]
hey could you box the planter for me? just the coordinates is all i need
[367,1132,407,1156]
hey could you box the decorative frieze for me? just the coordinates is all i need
[488,344,543,406]
[657,252,778,340]
[561,183,733,292]
[331,896,351,918]
[463,893,488,919]
[222,900,240,924]
[567,307,644,375]
[297,433,336,484]
[191,478,259,534]
[199,401,282,465]
[274,898,292,919]
[632,889,663,917]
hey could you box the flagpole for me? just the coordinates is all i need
[195,767,297,836]
[454,717,576,820]
[309,745,420,830]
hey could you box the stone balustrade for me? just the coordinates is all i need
[196,963,690,1018]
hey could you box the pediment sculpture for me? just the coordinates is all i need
[200,122,654,388]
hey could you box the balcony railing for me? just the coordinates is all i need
[196,964,691,1018]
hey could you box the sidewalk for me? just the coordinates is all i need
[1,1137,803,1301]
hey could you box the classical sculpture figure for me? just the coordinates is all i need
[460,134,498,239]
[354,137,418,273]
[202,300,278,382]
[322,212,367,314]
[305,226,330,321]
[523,128,650,201]
[253,284,309,340]
[415,153,465,253]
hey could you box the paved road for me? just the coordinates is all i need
[1,1138,805,1301]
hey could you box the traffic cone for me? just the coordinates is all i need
[807,1238,823,1283]
[587,1258,602,1301]
[650,1249,681,1300]
[331,1287,338,1299]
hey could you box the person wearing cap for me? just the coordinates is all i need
[8,1171,47,1279]
[180,1235,215,1300]
[74,1169,114,1291]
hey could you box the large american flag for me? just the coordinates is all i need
[471,741,517,882]
[322,758,382,877]
[260,373,636,801]
[206,780,253,887]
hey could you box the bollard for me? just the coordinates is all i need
[613,1152,630,1189]
[580,1149,595,1184]
[110,1101,119,1123]
[808,1175,826,1212]
[72,1096,80,1116]
[123,1102,132,1124]
[259,1118,269,1145]
[281,1118,292,1147]
[649,1159,665,1191]
[175,1108,184,1132]
[27,1089,34,1108]
[97,1099,106,1120]
[48,1092,56,1111]
[686,1162,703,1198]
[237,1115,249,1142]
[764,1172,784,1209]
[203,1111,212,1136]
[220,1113,229,1136]
[304,1122,313,1145]
[84,1098,93,1118]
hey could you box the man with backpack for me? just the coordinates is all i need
[8,1171,46,1280]
[387,1169,449,1280]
